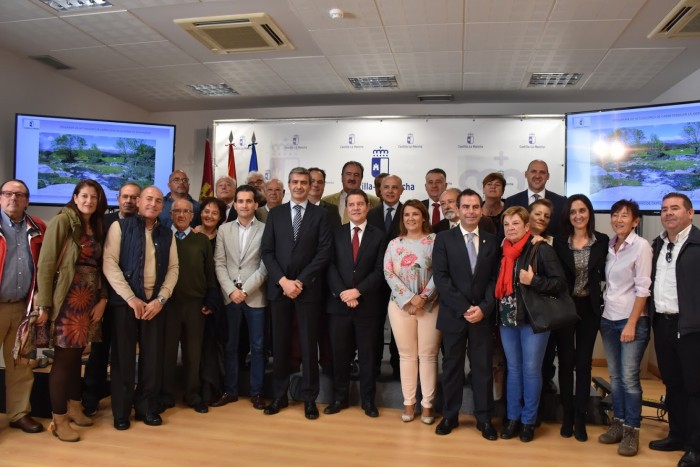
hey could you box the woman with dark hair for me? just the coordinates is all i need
[598,199,651,456]
[482,172,507,230]
[552,194,609,441]
[35,179,108,442]
[528,198,554,244]
[383,200,440,424]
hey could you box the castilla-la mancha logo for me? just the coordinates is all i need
[371,147,389,177]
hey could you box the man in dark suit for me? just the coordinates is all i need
[83,182,140,416]
[261,167,332,420]
[432,188,501,440]
[433,187,496,235]
[422,168,447,225]
[324,189,387,418]
[308,168,342,233]
[215,175,238,223]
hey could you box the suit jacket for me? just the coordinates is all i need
[326,223,387,315]
[214,219,268,307]
[261,202,332,302]
[255,206,269,223]
[322,191,382,224]
[433,217,497,236]
[422,198,443,222]
[225,205,238,223]
[432,227,501,332]
[367,202,402,241]
[553,231,609,316]
[318,199,342,231]
[503,189,567,236]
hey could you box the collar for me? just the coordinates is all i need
[350,220,368,231]
[662,223,693,244]
[236,217,256,228]
[383,202,400,210]
[171,226,192,236]
[459,224,480,238]
[527,189,546,200]
[610,231,638,248]
[291,200,309,210]
[1,209,26,227]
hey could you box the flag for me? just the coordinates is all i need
[248,131,258,172]
[227,130,237,181]
[199,127,213,202]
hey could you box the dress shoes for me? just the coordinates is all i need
[649,436,685,452]
[263,398,288,415]
[435,418,459,436]
[324,400,349,415]
[500,420,521,439]
[363,401,379,418]
[679,450,700,467]
[135,413,162,426]
[192,401,209,414]
[251,394,266,410]
[9,414,43,433]
[477,421,498,441]
[83,405,98,417]
[304,401,320,420]
[113,418,130,431]
[210,393,239,407]
[520,424,535,443]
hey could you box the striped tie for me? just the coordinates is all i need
[293,204,302,241]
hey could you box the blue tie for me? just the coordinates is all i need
[466,232,477,273]
[176,231,186,240]
[384,207,394,232]
[293,205,302,241]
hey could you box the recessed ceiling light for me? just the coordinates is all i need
[187,83,238,96]
[40,0,112,12]
[529,73,583,87]
[348,76,399,90]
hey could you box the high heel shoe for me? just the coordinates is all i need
[401,404,415,422]
[421,408,435,425]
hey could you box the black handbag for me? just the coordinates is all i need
[518,242,579,333]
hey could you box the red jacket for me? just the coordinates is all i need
[0,213,46,313]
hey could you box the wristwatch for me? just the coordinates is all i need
[156,295,167,305]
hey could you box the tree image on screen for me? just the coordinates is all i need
[38,133,156,191]
[591,121,700,194]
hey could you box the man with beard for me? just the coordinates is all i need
[323,161,381,224]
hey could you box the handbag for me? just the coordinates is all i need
[518,242,579,333]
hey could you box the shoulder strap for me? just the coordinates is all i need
[524,241,541,275]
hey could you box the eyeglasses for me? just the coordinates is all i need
[171,209,193,215]
[1,191,28,199]
[666,242,674,263]
[170,177,189,184]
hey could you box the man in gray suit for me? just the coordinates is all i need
[212,185,268,410]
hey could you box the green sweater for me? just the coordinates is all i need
[173,231,217,302]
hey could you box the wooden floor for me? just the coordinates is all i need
[0,368,681,467]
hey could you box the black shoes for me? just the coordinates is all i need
[435,418,459,436]
[574,414,588,442]
[83,405,98,417]
[304,401,319,420]
[251,394,266,410]
[649,436,685,452]
[324,400,349,415]
[363,401,379,418]
[192,401,209,414]
[477,421,498,441]
[520,424,535,442]
[135,413,162,426]
[500,420,521,439]
[263,398,289,415]
[210,393,239,407]
[113,418,130,431]
[679,450,700,467]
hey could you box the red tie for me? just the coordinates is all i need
[432,202,440,225]
[352,226,360,263]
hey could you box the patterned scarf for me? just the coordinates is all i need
[495,232,531,299]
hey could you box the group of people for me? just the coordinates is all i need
[1,158,699,466]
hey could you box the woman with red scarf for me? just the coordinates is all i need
[496,206,567,443]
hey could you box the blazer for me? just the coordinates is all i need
[504,189,567,236]
[326,223,387,315]
[318,199,342,231]
[432,226,501,332]
[255,206,269,223]
[261,202,332,302]
[225,206,238,223]
[367,202,402,241]
[553,231,609,316]
[214,219,268,308]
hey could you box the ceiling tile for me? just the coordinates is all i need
[538,20,630,49]
[310,27,391,55]
[583,48,685,90]
[112,0,200,8]
[529,49,607,73]
[288,0,382,29]
[548,0,647,21]
[386,23,463,53]
[0,18,101,56]
[64,10,164,45]
[463,50,533,73]
[328,54,398,77]
[264,56,349,93]
[0,0,54,22]
[399,73,463,91]
[112,41,197,67]
[465,0,554,22]
[462,72,524,89]
[50,46,140,71]
[204,60,295,96]
[465,22,544,50]
[376,0,463,26]
[395,51,463,75]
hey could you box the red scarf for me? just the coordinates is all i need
[495,232,531,299]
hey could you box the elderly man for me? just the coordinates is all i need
[422,168,447,225]
[159,170,201,229]
[256,179,284,223]
[247,171,267,207]
[83,182,141,416]
[434,188,496,235]
[215,176,237,223]
[322,161,381,224]
[0,179,45,434]
[103,186,178,430]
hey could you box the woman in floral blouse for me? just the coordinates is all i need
[383,199,439,425]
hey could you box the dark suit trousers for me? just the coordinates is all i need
[110,304,166,419]
[441,318,494,422]
[162,297,206,406]
[654,315,700,450]
[328,311,380,403]
[271,298,320,401]
[83,304,113,406]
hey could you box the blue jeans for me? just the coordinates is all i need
[500,324,550,425]
[224,302,266,395]
[599,316,650,428]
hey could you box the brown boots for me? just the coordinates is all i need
[67,400,94,426]
[618,425,640,456]
[598,417,623,444]
[49,413,79,442]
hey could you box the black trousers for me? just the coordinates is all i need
[270,298,320,401]
[654,314,700,450]
[441,318,494,422]
[110,304,165,419]
[83,305,113,407]
[328,311,381,404]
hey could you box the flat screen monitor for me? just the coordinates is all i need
[566,100,700,212]
[14,113,175,206]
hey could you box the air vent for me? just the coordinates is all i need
[30,55,72,70]
[648,0,700,38]
[175,13,294,54]
[187,83,238,97]
[528,73,582,87]
[348,76,398,90]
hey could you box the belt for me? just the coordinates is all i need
[656,312,679,320]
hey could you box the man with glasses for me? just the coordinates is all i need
[159,170,201,229]
[649,192,700,467]
[246,171,267,208]
[0,179,45,434]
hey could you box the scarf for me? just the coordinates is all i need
[495,232,531,299]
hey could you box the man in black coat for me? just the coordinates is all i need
[432,189,501,440]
